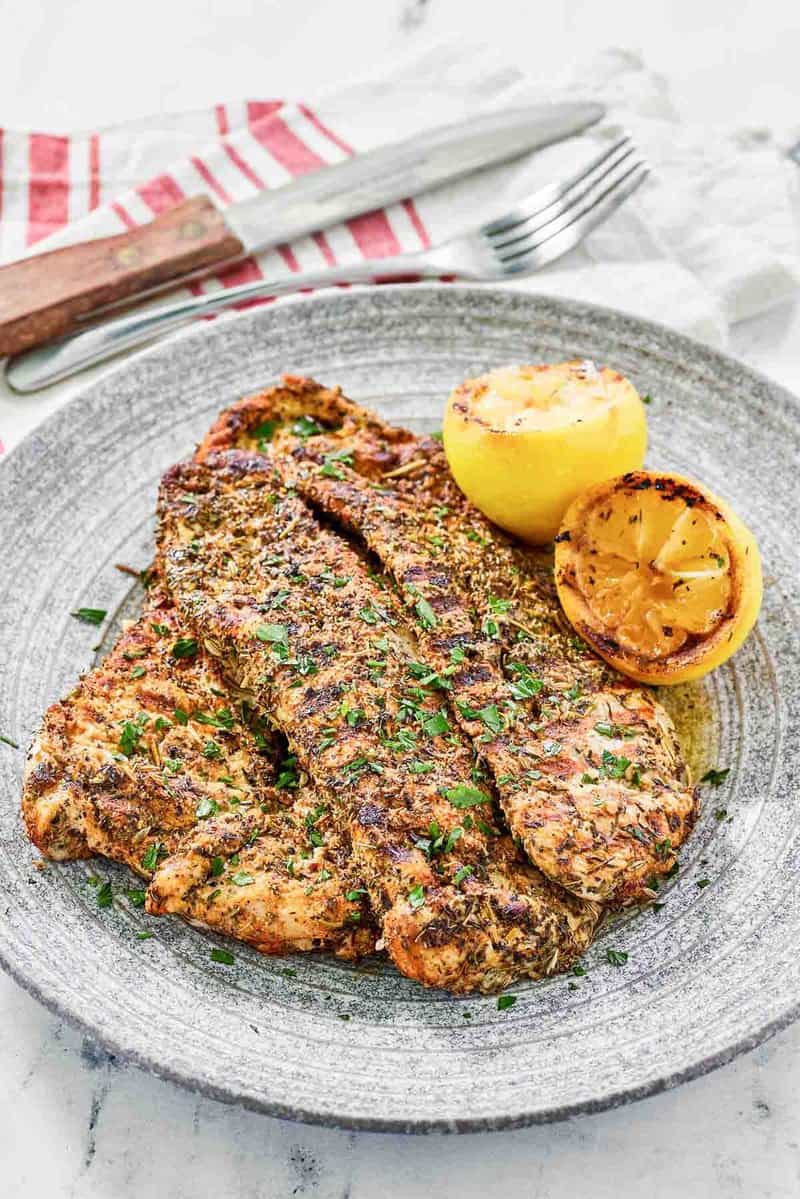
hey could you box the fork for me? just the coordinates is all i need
[5,135,648,392]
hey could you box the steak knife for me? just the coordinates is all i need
[0,102,603,356]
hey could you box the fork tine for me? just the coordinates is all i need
[489,138,638,251]
[495,152,647,262]
[482,133,633,239]
[497,162,649,276]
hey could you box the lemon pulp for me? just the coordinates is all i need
[555,472,762,685]
[577,485,733,660]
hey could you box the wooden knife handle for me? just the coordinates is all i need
[0,196,245,355]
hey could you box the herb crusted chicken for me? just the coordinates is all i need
[200,376,698,906]
[20,372,701,995]
[22,576,374,958]
[158,451,601,993]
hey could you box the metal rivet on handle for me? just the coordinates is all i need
[115,246,141,267]
[179,220,207,239]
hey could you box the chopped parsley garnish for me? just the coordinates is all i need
[305,804,328,847]
[141,841,164,872]
[194,708,235,731]
[641,394,653,405]
[507,662,543,700]
[465,529,489,547]
[319,450,354,479]
[151,623,170,636]
[696,877,711,889]
[407,662,454,690]
[210,856,225,878]
[444,827,463,853]
[453,865,474,886]
[497,995,517,1011]
[118,712,148,757]
[196,796,220,819]
[358,606,380,625]
[408,760,434,774]
[96,881,113,908]
[345,889,367,902]
[171,637,198,659]
[444,785,491,809]
[202,739,222,760]
[488,596,512,614]
[127,889,147,907]
[130,665,146,679]
[231,871,254,886]
[542,739,562,757]
[415,597,437,630]
[211,948,235,965]
[72,607,107,626]
[606,948,628,967]
[276,755,300,790]
[479,705,504,735]
[600,749,631,779]
[423,711,450,737]
[407,884,425,909]
[0,733,19,749]
[294,654,318,676]
[253,418,278,444]
[714,807,728,821]
[700,767,730,787]
[173,707,190,725]
[255,623,288,647]
[292,414,324,439]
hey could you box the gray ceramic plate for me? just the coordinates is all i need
[0,286,798,1133]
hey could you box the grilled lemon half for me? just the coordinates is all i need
[554,471,763,684]
[443,361,648,544]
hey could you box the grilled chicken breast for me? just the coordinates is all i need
[22,577,373,957]
[158,452,601,993]
[199,377,698,905]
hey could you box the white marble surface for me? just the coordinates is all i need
[2,1,800,1193]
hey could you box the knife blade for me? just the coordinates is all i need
[0,101,603,356]
[223,101,605,250]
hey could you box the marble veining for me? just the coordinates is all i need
[2,974,799,1197]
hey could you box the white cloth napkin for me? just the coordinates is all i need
[1,41,798,453]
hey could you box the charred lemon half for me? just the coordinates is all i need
[443,361,647,544]
[554,471,762,684]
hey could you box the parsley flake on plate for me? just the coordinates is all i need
[211,948,235,965]
[700,767,730,787]
[444,785,491,809]
[71,607,107,626]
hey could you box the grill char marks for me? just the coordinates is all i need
[158,451,600,994]
[22,576,373,959]
[204,376,698,906]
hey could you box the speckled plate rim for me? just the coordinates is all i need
[0,283,798,1134]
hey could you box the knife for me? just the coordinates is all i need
[0,102,603,356]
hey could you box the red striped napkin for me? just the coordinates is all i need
[0,40,522,455]
[0,98,431,294]
[2,46,797,458]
